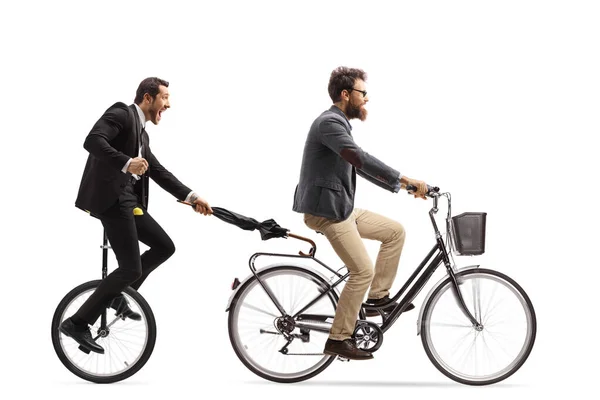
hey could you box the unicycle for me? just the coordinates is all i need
[51,230,157,383]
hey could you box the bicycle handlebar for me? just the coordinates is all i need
[406,184,440,198]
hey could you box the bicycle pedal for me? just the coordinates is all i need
[78,345,91,354]
[337,356,350,362]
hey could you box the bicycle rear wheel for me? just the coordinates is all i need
[51,280,156,383]
[228,266,338,383]
[420,268,536,385]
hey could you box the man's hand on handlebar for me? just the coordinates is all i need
[400,177,429,200]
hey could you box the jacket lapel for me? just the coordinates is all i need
[128,104,143,156]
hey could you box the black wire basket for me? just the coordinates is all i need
[451,212,487,256]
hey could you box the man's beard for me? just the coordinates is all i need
[346,99,368,121]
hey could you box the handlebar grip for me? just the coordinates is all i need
[405,184,440,196]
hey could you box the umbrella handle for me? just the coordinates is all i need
[177,200,196,209]
[287,233,317,257]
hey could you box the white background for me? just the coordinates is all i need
[1,0,598,398]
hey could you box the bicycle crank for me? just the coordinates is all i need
[353,320,384,352]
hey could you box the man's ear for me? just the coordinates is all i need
[340,89,350,102]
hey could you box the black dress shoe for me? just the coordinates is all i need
[59,318,105,354]
[110,295,142,321]
[323,338,373,360]
[364,295,415,317]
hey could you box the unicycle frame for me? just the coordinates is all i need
[99,230,110,335]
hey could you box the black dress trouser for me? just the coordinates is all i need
[75,180,175,325]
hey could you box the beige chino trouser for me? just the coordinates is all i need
[304,208,406,341]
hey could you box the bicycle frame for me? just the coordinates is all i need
[240,191,482,337]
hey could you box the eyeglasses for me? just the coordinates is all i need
[349,88,367,97]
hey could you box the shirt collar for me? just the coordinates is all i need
[134,103,146,129]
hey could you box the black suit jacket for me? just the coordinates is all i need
[75,102,191,215]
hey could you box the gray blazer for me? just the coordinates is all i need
[292,106,402,221]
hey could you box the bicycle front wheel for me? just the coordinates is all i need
[228,266,338,383]
[51,280,157,383]
[421,268,536,385]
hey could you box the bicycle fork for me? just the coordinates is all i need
[447,268,483,330]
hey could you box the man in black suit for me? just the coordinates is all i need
[60,77,212,353]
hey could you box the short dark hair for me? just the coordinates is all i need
[328,67,367,102]
[134,77,169,104]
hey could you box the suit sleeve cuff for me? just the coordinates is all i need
[122,158,132,173]
[392,173,402,193]
[185,191,197,203]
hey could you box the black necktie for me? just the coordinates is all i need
[139,127,145,157]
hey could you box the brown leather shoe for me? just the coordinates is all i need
[364,295,415,317]
[323,338,373,360]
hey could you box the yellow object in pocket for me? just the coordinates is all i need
[133,207,144,216]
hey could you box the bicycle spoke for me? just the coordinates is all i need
[456,332,478,373]
[291,281,313,315]
[430,321,473,329]
[290,275,302,315]
[483,329,521,359]
[482,283,499,324]
[481,333,496,373]
[448,327,477,357]
[241,302,279,318]
[483,297,506,326]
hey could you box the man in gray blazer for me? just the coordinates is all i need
[293,66,429,360]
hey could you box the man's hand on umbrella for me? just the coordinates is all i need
[192,196,213,216]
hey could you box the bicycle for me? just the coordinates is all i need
[221,186,537,385]
[51,229,157,383]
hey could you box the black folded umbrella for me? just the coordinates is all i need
[211,207,289,240]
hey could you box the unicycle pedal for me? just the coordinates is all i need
[78,345,91,354]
